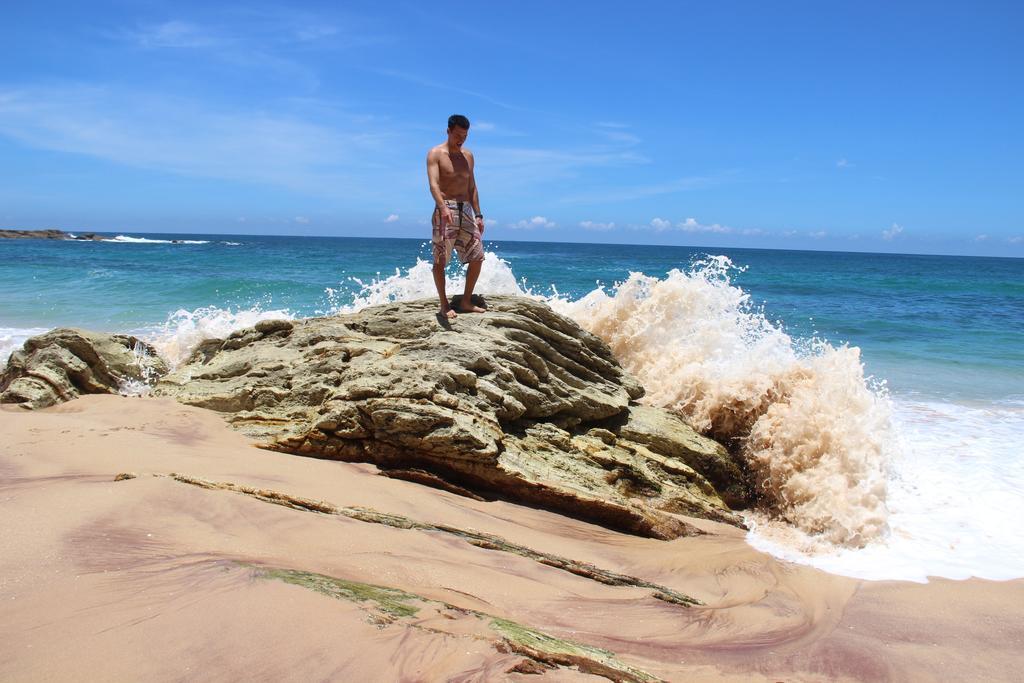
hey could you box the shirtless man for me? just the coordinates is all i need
[427,114,486,320]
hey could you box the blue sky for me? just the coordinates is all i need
[1,1,1021,256]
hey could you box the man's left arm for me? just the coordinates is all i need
[468,151,484,235]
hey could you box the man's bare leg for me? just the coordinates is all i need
[458,259,486,313]
[433,261,457,319]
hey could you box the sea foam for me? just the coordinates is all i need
[147,305,293,367]
[1,326,51,367]
[748,399,1024,582]
[335,251,530,313]
[546,256,893,548]
[109,235,210,244]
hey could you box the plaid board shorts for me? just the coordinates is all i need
[432,200,484,266]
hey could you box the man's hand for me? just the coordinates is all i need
[476,215,485,235]
[439,204,454,225]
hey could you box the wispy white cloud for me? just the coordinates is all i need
[128,20,222,49]
[116,11,353,51]
[384,213,399,222]
[294,216,310,224]
[605,131,641,144]
[480,145,648,192]
[294,24,340,42]
[782,230,798,237]
[596,127,641,145]
[628,215,761,236]
[0,85,395,196]
[559,175,717,205]
[836,157,853,169]
[468,120,526,137]
[882,223,904,240]
[1009,236,1023,244]
[678,217,733,234]
[109,13,363,89]
[375,69,525,111]
[975,234,989,242]
[809,230,827,239]
[580,220,615,231]
[509,216,556,230]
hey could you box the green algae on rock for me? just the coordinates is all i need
[255,567,420,618]
[168,472,701,607]
[254,564,662,683]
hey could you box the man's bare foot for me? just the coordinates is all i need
[442,308,458,320]
[457,303,486,313]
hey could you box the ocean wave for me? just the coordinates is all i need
[330,252,529,314]
[108,235,210,244]
[1,326,52,367]
[546,256,893,548]
[145,305,293,367]
[747,398,1024,581]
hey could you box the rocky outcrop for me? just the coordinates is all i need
[153,297,750,537]
[0,329,166,408]
[0,229,104,240]
[1,298,752,538]
[0,229,68,240]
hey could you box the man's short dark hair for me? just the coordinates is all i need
[448,114,470,130]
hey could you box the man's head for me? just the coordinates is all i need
[447,114,470,147]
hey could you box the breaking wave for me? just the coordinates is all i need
[546,256,893,548]
[108,235,210,244]
[145,305,293,368]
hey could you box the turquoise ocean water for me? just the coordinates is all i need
[2,233,1022,581]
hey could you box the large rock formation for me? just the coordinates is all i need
[0,329,166,408]
[154,297,751,537]
[2,298,752,538]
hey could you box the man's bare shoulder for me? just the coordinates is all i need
[427,143,448,160]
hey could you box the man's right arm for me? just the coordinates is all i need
[426,149,453,224]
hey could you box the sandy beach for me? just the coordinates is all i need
[5,1,1023,679]
[2,395,1020,682]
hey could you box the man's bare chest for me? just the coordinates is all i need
[439,152,471,182]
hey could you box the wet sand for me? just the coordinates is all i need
[2,395,1021,682]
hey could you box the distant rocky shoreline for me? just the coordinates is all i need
[0,229,104,241]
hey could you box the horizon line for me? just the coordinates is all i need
[2,226,1021,261]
